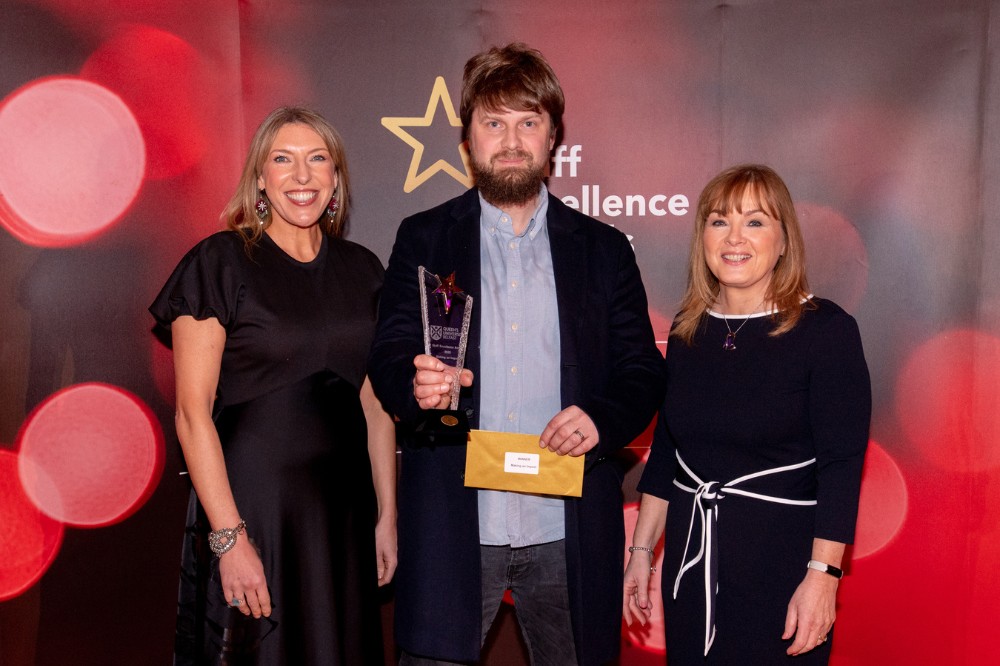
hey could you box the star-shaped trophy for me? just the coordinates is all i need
[417,266,473,440]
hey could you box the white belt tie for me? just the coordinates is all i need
[672,451,817,656]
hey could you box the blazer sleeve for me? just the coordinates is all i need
[581,231,667,458]
[367,216,431,425]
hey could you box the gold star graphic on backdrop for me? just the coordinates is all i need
[381,76,473,193]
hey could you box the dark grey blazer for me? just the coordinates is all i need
[368,187,666,665]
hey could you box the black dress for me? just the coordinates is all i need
[638,298,870,665]
[150,231,385,665]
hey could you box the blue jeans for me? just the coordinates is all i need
[400,539,578,666]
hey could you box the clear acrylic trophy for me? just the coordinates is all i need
[416,266,473,439]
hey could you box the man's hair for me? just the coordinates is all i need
[460,43,565,138]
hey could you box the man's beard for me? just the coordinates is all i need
[471,150,545,207]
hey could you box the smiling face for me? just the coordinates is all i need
[467,105,554,207]
[702,191,787,310]
[256,123,337,231]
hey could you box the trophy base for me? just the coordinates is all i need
[412,409,470,445]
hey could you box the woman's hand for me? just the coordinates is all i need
[361,375,398,587]
[623,550,655,626]
[623,494,668,627]
[783,569,838,655]
[220,536,272,619]
[173,316,270,618]
[375,513,398,586]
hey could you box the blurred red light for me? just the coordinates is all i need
[0,450,64,601]
[852,440,908,559]
[17,383,164,527]
[0,77,145,248]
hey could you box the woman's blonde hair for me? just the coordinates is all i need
[672,164,812,344]
[222,107,350,250]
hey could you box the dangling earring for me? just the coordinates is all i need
[255,194,269,225]
[327,195,339,218]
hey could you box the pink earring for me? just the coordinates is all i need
[255,195,269,225]
[327,195,339,218]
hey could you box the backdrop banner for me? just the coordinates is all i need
[1,1,998,664]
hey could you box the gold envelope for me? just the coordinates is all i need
[464,430,584,497]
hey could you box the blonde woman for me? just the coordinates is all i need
[151,107,395,664]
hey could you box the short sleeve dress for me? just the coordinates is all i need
[638,298,871,665]
[150,230,385,665]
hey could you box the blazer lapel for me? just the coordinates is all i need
[547,194,587,408]
[446,189,483,424]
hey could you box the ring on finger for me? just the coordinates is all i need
[573,429,587,442]
[231,597,242,607]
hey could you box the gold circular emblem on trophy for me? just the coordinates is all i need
[441,415,459,427]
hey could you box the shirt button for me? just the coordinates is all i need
[511,280,518,288]
[511,322,518,331]
[511,366,518,375]
[509,241,517,249]
[507,411,516,421]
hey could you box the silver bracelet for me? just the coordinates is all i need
[208,520,246,557]
[807,559,844,579]
[628,545,655,555]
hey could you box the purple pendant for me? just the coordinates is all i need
[723,333,736,351]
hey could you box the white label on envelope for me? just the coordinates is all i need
[504,452,540,475]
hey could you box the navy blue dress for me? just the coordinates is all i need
[150,231,384,665]
[638,299,870,665]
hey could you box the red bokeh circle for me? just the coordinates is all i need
[852,440,908,559]
[0,450,64,601]
[81,25,207,180]
[16,383,164,527]
[796,202,869,312]
[0,77,145,247]
[895,329,1000,472]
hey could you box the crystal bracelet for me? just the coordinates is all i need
[628,545,655,555]
[208,520,246,557]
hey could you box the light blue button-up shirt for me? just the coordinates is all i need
[477,186,565,547]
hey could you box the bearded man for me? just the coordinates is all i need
[368,43,666,666]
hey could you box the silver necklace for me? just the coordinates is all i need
[720,301,764,351]
[722,314,752,351]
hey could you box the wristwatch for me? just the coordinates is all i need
[807,559,844,579]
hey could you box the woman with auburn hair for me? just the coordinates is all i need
[151,106,396,664]
[623,164,870,664]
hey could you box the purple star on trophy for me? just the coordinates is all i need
[433,272,463,314]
